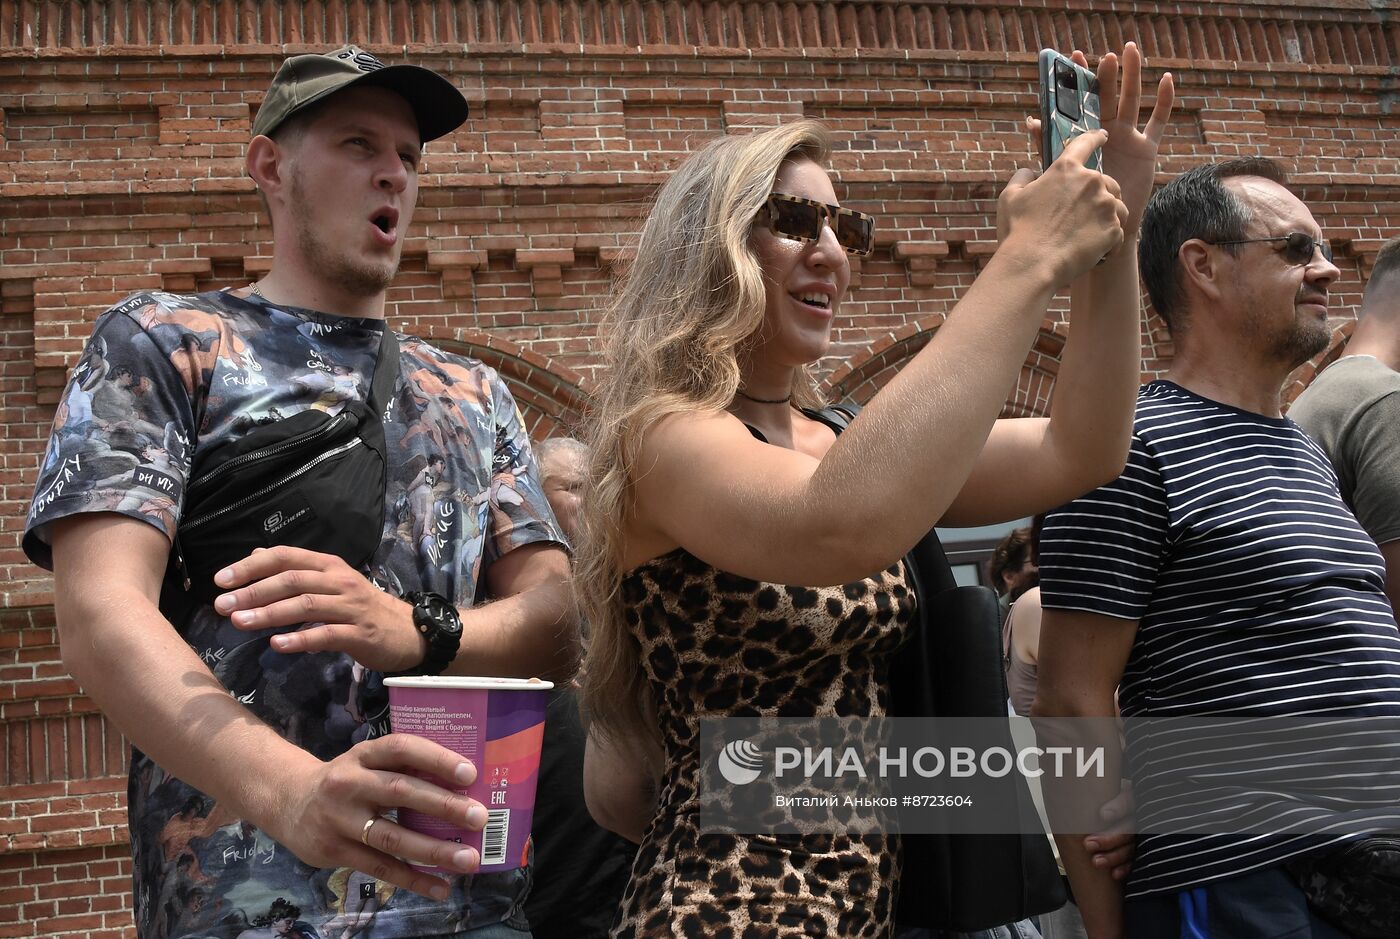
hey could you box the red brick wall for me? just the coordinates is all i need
[3,2,1398,936]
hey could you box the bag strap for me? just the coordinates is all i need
[802,403,859,433]
[352,325,399,471]
[367,326,399,419]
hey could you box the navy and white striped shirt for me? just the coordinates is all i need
[1041,381,1400,897]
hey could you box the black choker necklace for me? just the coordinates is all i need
[736,388,793,405]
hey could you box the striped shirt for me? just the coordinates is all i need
[1040,380,1400,897]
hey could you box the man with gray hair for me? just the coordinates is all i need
[1290,234,1400,612]
[534,436,588,547]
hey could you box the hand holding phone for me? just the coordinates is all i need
[1038,49,1102,172]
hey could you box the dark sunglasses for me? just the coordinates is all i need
[759,193,876,257]
[1208,231,1334,267]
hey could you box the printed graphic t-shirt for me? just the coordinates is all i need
[24,289,565,939]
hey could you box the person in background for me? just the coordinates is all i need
[525,437,638,938]
[1290,233,1400,613]
[989,524,1039,619]
[535,437,588,546]
[1003,518,1045,721]
[1002,516,1091,939]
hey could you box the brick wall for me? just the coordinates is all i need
[2,2,1398,936]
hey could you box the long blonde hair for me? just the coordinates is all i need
[577,120,833,752]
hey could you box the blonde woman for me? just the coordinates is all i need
[580,45,1172,937]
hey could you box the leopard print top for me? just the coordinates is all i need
[611,547,916,937]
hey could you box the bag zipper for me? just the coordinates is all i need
[181,435,365,535]
[172,530,192,591]
[168,433,366,596]
[185,410,356,499]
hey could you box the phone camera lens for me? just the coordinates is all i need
[1054,62,1082,122]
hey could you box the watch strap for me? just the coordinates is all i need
[392,590,461,677]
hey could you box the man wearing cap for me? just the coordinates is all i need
[24,47,575,939]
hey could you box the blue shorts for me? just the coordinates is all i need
[1124,866,1352,939]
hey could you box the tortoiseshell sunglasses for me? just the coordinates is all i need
[758,193,876,257]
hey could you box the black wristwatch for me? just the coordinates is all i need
[393,591,462,676]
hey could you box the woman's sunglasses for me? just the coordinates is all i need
[759,193,876,257]
[1207,231,1334,267]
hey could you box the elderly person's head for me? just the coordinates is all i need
[536,437,588,543]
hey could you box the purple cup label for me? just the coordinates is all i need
[387,683,548,872]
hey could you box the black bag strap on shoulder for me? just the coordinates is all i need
[369,327,400,415]
[811,399,1065,930]
[360,326,400,456]
[803,402,858,434]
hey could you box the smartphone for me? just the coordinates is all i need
[1038,49,1102,172]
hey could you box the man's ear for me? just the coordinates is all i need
[246,135,287,200]
[1178,239,1225,304]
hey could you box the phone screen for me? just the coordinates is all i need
[1038,50,1102,172]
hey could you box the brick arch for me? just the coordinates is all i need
[824,317,1065,418]
[414,328,591,441]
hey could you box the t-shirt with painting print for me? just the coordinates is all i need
[23,288,566,939]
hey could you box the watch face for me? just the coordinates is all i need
[394,592,463,677]
[421,594,463,635]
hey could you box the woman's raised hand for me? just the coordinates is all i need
[996,42,1174,287]
[1096,42,1175,234]
[998,129,1128,287]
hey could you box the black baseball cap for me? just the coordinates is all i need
[253,45,469,142]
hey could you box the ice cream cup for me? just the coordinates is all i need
[384,675,553,872]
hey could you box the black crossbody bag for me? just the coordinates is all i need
[1285,835,1400,938]
[161,328,399,610]
[810,404,1066,931]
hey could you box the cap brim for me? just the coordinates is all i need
[353,65,469,142]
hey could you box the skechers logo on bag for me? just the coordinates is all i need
[263,506,310,535]
[257,493,317,543]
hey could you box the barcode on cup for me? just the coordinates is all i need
[482,809,510,866]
